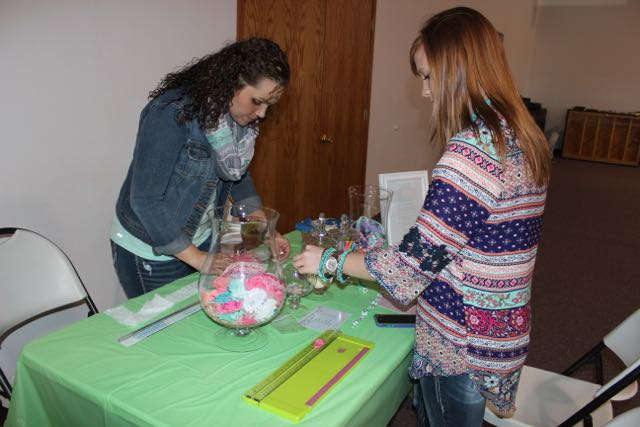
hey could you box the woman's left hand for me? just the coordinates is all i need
[275,232,291,260]
[292,244,324,275]
[249,208,290,260]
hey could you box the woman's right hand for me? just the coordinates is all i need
[292,244,324,276]
[175,245,208,271]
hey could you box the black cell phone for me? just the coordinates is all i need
[374,314,416,328]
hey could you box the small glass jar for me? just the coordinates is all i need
[282,261,313,309]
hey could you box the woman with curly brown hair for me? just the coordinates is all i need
[111,37,291,298]
[294,7,550,426]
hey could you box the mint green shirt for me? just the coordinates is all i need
[110,200,215,261]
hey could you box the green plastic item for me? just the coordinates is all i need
[243,330,374,422]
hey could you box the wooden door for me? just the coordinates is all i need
[238,0,376,232]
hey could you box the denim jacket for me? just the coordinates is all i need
[115,89,262,256]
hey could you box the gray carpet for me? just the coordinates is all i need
[388,157,640,426]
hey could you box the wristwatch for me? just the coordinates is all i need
[323,252,339,277]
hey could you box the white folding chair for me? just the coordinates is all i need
[603,407,640,427]
[0,227,98,400]
[484,308,640,427]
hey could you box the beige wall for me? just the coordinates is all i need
[530,0,640,134]
[0,0,237,395]
[366,0,640,182]
[366,0,539,184]
[0,0,236,309]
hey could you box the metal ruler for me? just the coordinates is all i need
[243,330,373,422]
[118,301,201,347]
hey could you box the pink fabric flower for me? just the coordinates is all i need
[212,276,230,291]
[201,290,217,304]
[217,300,243,313]
[243,273,285,306]
[272,289,285,305]
[239,314,258,326]
[246,273,276,291]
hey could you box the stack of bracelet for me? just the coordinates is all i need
[318,248,337,282]
[318,246,356,284]
[336,247,355,283]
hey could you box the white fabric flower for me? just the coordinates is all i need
[243,288,267,313]
[253,298,277,322]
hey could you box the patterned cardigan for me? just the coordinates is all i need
[365,118,547,414]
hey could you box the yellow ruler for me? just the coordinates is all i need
[243,330,374,422]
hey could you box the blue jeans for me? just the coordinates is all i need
[413,374,486,427]
[110,240,208,298]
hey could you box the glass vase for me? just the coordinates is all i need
[282,261,313,310]
[198,204,285,351]
[302,213,337,300]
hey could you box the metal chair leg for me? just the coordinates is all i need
[0,367,12,400]
[562,341,605,382]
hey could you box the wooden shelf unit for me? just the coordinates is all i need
[562,109,640,166]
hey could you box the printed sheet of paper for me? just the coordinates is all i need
[379,171,429,245]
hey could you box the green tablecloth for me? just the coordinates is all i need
[6,232,413,427]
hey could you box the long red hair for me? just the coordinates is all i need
[410,7,551,186]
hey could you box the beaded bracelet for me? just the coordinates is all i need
[336,247,355,283]
[318,247,337,282]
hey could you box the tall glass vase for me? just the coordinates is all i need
[348,185,394,241]
[302,214,337,300]
[198,204,285,352]
[347,185,394,289]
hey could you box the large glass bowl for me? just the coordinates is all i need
[198,204,285,351]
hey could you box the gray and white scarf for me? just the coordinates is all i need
[205,113,259,181]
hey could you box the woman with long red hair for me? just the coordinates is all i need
[294,7,550,426]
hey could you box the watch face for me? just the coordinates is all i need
[325,256,338,274]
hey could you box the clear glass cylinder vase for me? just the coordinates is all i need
[302,213,337,298]
[348,185,394,250]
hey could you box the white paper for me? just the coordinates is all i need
[164,281,198,303]
[379,171,429,245]
[105,294,173,326]
[298,306,350,331]
[105,281,198,326]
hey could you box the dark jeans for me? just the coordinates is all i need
[413,374,486,427]
[111,240,206,298]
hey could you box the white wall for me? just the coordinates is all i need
[366,0,539,184]
[0,1,235,394]
[365,0,640,172]
[0,0,236,311]
[530,0,640,135]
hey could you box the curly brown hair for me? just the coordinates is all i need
[150,37,290,129]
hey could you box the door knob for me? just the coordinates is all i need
[320,134,333,144]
